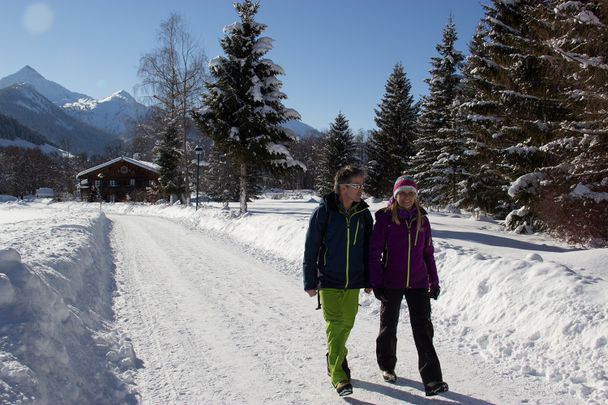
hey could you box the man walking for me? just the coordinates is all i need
[303,166,373,396]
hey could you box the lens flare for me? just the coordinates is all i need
[23,3,54,35]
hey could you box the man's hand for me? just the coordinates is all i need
[364,288,372,294]
[306,289,317,297]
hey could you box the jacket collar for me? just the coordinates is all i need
[322,192,369,213]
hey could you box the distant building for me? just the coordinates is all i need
[76,156,160,202]
[35,188,55,198]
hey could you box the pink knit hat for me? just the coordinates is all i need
[392,175,418,198]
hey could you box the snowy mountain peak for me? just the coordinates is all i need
[100,90,137,104]
[63,89,147,137]
[14,65,46,81]
[0,65,90,105]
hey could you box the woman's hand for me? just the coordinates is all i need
[373,287,385,301]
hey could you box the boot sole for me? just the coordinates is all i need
[425,383,449,396]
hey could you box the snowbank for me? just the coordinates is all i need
[434,246,607,402]
[0,203,137,405]
[1,198,606,404]
[100,199,608,404]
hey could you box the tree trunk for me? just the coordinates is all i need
[239,161,248,214]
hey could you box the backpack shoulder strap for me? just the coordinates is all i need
[316,207,331,311]
[321,208,331,240]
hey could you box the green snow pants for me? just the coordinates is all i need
[319,288,360,386]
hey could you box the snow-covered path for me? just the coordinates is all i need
[109,214,569,405]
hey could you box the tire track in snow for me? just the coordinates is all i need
[110,215,334,404]
[111,215,247,404]
[109,214,569,405]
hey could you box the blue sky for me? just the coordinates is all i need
[0,0,487,131]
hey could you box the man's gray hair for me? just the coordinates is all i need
[334,166,364,194]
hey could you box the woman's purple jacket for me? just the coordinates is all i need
[368,206,440,290]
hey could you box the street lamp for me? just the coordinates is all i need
[194,145,203,211]
[97,172,104,212]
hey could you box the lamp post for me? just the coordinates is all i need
[195,145,203,211]
[97,172,104,212]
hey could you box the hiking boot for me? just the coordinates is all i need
[336,381,353,396]
[425,381,449,396]
[382,370,397,383]
[326,353,351,379]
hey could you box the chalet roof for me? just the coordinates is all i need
[76,156,160,178]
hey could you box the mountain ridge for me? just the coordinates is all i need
[0,84,121,154]
[0,66,147,141]
[0,66,321,153]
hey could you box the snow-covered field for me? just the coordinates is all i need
[0,195,606,404]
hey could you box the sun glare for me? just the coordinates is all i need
[23,3,54,35]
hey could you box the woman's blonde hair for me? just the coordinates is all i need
[387,195,424,245]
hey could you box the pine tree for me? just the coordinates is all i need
[276,134,323,190]
[487,0,576,230]
[547,0,608,185]
[457,1,577,227]
[457,22,510,215]
[154,118,184,202]
[411,17,465,206]
[529,0,608,244]
[366,63,417,198]
[192,0,303,214]
[315,113,358,196]
[203,145,261,203]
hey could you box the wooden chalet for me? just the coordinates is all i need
[76,156,160,202]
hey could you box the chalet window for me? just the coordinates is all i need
[110,180,119,187]
[130,179,136,186]
[95,180,100,187]
[120,165,129,174]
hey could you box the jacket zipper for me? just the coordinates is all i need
[345,217,350,288]
[406,219,413,288]
[343,207,368,289]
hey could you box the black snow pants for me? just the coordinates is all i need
[376,288,443,386]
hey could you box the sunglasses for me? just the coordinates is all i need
[343,183,364,190]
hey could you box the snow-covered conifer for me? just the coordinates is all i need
[366,63,417,198]
[154,119,184,202]
[315,113,358,196]
[485,0,576,229]
[192,0,303,214]
[411,17,464,206]
[203,145,261,203]
[529,0,608,243]
[457,21,511,215]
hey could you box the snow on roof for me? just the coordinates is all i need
[76,156,160,178]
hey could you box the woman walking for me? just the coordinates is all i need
[368,175,448,397]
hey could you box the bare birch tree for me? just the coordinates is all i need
[137,13,207,203]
